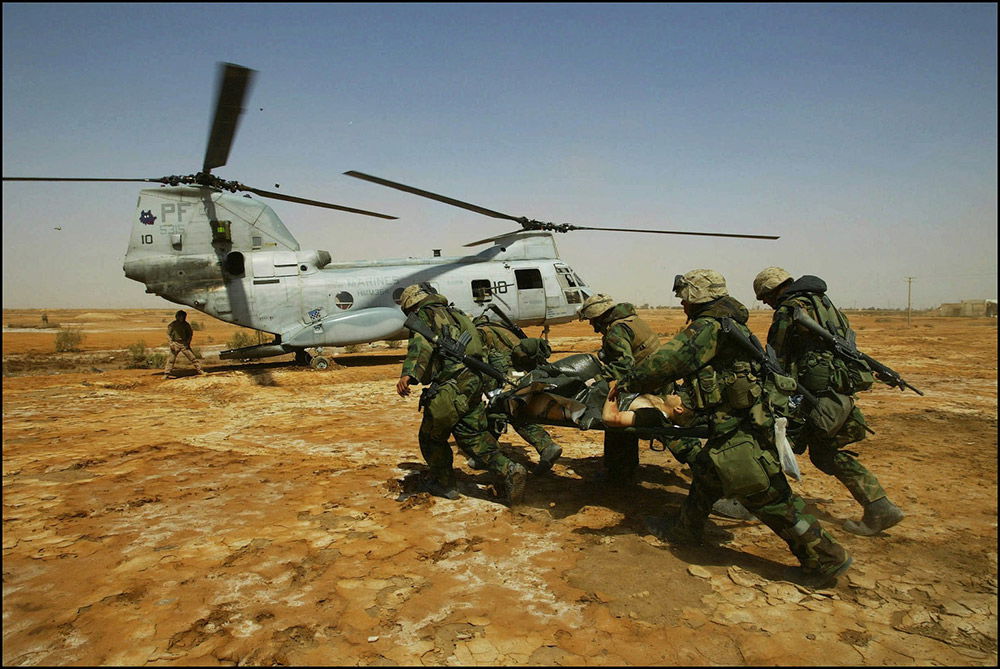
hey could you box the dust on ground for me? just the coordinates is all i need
[3,308,997,665]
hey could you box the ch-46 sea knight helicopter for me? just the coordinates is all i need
[4,63,778,370]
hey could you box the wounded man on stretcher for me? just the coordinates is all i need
[486,350,710,441]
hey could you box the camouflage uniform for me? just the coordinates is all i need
[476,320,561,466]
[625,293,850,577]
[591,302,662,482]
[165,315,204,375]
[766,275,887,507]
[400,294,520,490]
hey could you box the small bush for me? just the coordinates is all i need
[126,340,169,369]
[147,352,167,368]
[55,327,85,352]
[190,320,205,331]
[344,343,365,353]
[227,331,256,349]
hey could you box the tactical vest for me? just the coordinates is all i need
[783,292,874,394]
[413,303,484,384]
[684,317,768,434]
[606,314,661,366]
[479,323,520,353]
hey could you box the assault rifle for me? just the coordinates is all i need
[791,308,924,396]
[403,312,509,385]
[719,318,876,436]
[487,304,528,339]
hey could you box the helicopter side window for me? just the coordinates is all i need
[471,279,493,303]
[224,252,245,276]
[515,269,543,290]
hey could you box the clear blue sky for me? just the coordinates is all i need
[3,3,996,310]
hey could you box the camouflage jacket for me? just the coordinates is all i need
[624,296,764,432]
[767,275,857,392]
[167,320,193,346]
[476,322,522,377]
[400,294,485,385]
[598,303,661,382]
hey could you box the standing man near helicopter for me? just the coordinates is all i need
[396,284,528,504]
[164,310,206,378]
[753,267,904,536]
[473,314,563,475]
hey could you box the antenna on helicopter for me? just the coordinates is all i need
[344,171,779,245]
[3,63,398,221]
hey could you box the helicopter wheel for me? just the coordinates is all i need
[294,349,312,366]
[310,356,331,371]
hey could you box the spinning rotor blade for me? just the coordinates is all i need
[344,171,520,222]
[346,170,779,242]
[242,185,397,219]
[3,177,162,183]
[203,63,256,173]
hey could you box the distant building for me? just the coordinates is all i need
[938,299,994,317]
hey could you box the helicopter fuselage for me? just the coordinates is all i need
[123,187,592,359]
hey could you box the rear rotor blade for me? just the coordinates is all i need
[344,171,520,222]
[203,63,256,173]
[572,225,779,240]
[243,185,398,219]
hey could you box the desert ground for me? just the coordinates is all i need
[2,307,997,666]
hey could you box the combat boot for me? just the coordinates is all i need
[796,554,853,589]
[423,479,461,500]
[843,497,904,536]
[503,463,528,505]
[533,444,563,475]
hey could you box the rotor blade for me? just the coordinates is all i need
[242,185,398,219]
[463,231,527,247]
[3,177,163,183]
[203,63,256,173]
[344,171,521,222]
[571,226,779,240]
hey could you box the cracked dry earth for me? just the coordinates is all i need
[3,309,997,666]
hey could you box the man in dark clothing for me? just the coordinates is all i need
[754,267,904,536]
[165,310,205,377]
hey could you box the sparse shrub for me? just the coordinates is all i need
[55,327,85,352]
[344,343,365,353]
[227,331,256,349]
[126,340,169,369]
[190,320,205,331]
[387,339,407,348]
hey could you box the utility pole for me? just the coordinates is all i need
[905,277,915,326]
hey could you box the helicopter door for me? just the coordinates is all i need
[515,268,545,323]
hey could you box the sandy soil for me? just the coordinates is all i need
[3,308,997,666]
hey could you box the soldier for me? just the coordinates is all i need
[396,285,528,503]
[164,310,205,377]
[473,315,563,475]
[577,294,661,485]
[624,269,852,587]
[753,267,905,536]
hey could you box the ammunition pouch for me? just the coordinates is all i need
[708,436,771,498]
[418,382,443,413]
[691,366,722,409]
[807,390,854,437]
[721,361,761,410]
[845,360,875,393]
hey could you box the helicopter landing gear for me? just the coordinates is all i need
[294,349,312,366]
[310,356,331,370]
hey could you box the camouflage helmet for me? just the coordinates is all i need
[673,269,728,304]
[578,293,616,321]
[399,284,431,311]
[753,266,793,300]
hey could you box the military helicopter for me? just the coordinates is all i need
[3,63,778,369]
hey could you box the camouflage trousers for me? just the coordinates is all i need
[679,428,848,572]
[797,405,886,506]
[165,342,202,374]
[418,374,515,487]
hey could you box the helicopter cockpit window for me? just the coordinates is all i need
[515,269,543,290]
[471,279,493,303]
[224,252,245,276]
